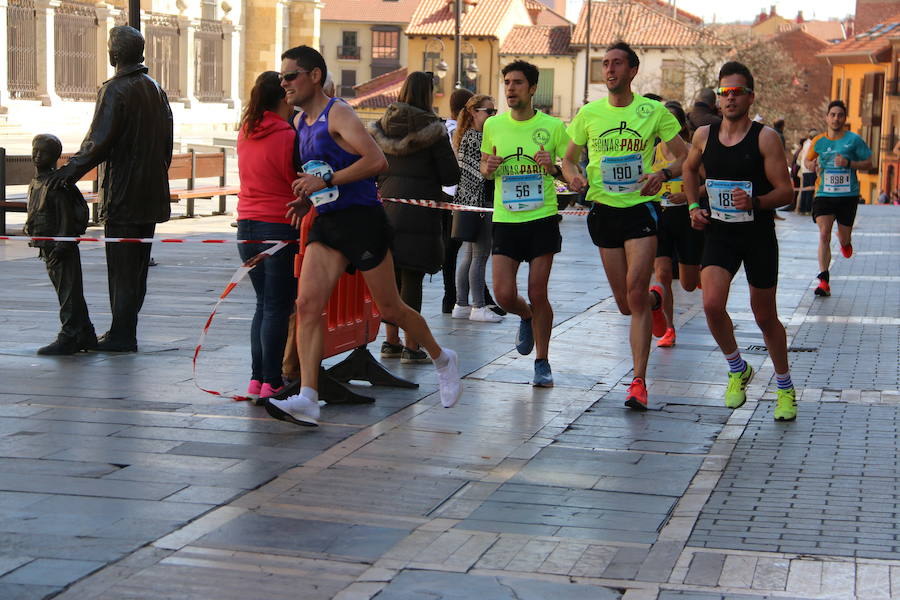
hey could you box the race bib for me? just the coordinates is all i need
[660,178,684,207]
[501,173,544,212]
[301,160,340,208]
[823,168,851,194]
[601,153,643,193]
[707,179,753,223]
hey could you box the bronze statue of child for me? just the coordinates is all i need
[24,134,97,355]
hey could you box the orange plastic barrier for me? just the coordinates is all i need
[292,210,417,404]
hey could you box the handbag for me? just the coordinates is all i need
[451,209,483,242]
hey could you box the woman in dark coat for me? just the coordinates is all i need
[369,71,460,363]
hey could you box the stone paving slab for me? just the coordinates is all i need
[4,208,900,599]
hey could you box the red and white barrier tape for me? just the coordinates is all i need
[192,241,290,401]
[0,236,298,244]
[382,196,590,215]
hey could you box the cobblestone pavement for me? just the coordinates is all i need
[1,206,899,599]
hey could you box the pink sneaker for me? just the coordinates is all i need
[244,379,262,402]
[259,383,283,400]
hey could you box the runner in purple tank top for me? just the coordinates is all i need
[263,46,462,427]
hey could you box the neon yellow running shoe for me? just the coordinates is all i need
[725,364,754,409]
[774,388,797,421]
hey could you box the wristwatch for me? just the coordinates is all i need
[322,171,334,187]
[661,168,672,181]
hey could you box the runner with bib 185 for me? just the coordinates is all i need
[683,61,798,421]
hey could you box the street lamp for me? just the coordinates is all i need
[425,38,449,85]
[459,40,479,89]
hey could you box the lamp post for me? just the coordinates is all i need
[583,0,591,104]
[454,0,462,89]
[129,0,140,29]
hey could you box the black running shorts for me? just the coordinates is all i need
[587,201,659,249]
[492,215,562,263]
[701,227,779,289]
[307,204,393,273]
[812,195,859,227]
[656,204,704,264]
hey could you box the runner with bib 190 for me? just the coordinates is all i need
[562,41,687,411]
[481,60,569,388]
[683,61,798,421]
[804,99,872,298]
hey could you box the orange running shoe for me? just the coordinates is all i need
[649,285,666,337]
[657,328,676,347]
[814,279,831,297]
[841,243,853,258]
[625,377,649,411]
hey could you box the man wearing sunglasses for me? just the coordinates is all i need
[263,46,462,427]
[480,60,570,388]
[682,61,797,421]
[562,41,687,411]
[804,99,872,298]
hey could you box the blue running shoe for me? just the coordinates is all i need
[533,359,553,387]
[515,318,534,355]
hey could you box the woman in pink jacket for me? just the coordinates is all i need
[236,71,300,402]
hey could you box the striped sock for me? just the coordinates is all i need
[776,372,794,391]
[725,349,747,374]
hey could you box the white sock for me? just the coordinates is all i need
[434,349,450,369]
[300,386,319,403]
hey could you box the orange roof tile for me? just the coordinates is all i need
[348,67,407,109]
[818,14,900,59]
[500,25,573,55]
[406,0,515,38]
[795,20,847,43]
[571,1,723,48]
[321,0,420,24]
[634,0,702,26]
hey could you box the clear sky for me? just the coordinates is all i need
[566,0,857,23]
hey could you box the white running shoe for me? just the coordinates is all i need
[265,394,320,427]
[436,348,462,408]
[469,306,503,322]
[451,304,471,319]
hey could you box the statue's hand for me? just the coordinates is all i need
[46,166,74,190]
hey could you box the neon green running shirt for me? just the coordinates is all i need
[567,96,680,208]
[481,110,570,223]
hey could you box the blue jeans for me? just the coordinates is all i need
[237,220,299,386]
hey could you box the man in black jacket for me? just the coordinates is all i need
[687,88,721,135]
[49,26,173,352]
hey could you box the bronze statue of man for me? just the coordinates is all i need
[49,25,173,352]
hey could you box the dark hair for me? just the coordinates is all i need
[773,118,785,131]
[109,26,144,64]
[398,71,434,112]
[241,72,286,136]
[718,61,754,92]
[502,60,539,87]
[281,45,328,86]
[607,41,639,68]
[827,100,847,115]
[32,133,63,160]
[643,93,663,102]
[449,88,474,119]
[664,100,689,141]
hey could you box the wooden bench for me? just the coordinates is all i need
[1,147,239,233]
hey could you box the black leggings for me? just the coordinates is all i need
[395,267,425,313]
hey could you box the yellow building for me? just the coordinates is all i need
[403,0,536,118]
[319,0,419,99]
[819,19,897,203]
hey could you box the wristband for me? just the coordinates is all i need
[688,202,700,211]
[661,168,672,181]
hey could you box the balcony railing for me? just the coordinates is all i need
[337,45,360,60]
[194,19,225,102]
[145,14,181,99]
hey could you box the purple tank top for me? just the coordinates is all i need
[296,97,380,213]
